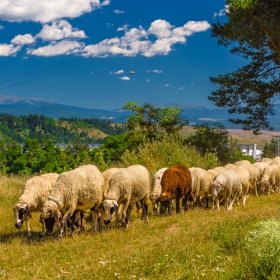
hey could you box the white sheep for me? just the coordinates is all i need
[260,165,280,194]
[14,173,59,237]
[253,161,269,193]
[42,164,104,239]
[189,167,211,208]
[232,166,251,206]
[261,157,272,164]
[149,167,168,214]
[101,164,151,228]
[102,167,121,199]
[269,156,280,166]
[211,170,242,211]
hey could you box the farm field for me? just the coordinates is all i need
[1,174,280,279]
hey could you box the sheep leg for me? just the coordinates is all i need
[215,197,220,210]
[121,201,129,229]
[140,199,148,224]
[26,218,31,238]
[59,209,73,239]
[40,218,46,237]
[91,211,99,233]
[124,204,133,228]
[175,198,180,214]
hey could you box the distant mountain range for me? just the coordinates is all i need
[1,95,280,130]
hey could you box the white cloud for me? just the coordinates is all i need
[153,69,162,73]
[179,87,184,90]
[146,70,151,72]
[11,34,35,45]
[0,44,20,56]
[117,24,129,32]
[0,0,110,23]
[165,84,169,87]
[119,76,130,80]
[0,25,4,30]
[214,5,229,17]
[37,20,87,41]
[146,79,150,82]
[81,19,210,58]
[191,82,194,85]
[114,10,124,14]
[27,40,85,56]
[110,70,124,74]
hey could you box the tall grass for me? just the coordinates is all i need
[1,174,280,279]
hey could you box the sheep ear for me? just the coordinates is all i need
[26,206,32,219]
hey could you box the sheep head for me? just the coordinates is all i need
[14,203,32,229]
[42,201,62,234]
[99,199,118,226]
[212,181,223,198]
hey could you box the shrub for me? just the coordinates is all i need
[120,136,218,174]
[239,219,280,279]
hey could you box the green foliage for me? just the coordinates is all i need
[262,137,277,158]
[120,136,218,173]
[123,101,187,141]
[0,113,125,144]
[184,123,241,164]
[209,0,280,134]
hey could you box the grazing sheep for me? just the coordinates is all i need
[261,158,272,164]
[102,168,121,199]
[260,165,280,194]
[42,164,104,239]
[157,164,193,215]
[235,161,258,196]
[211,170,242,211]
[149,167,168,214]
[13,173,59,237]
[101,165,151,228]
[233,167,251,206]
[224,164,236,170]
[189,167,210,208]
[253,162,269,193]
[269,156,280,166]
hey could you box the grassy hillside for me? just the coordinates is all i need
[1,174,280,279]
[0,114,126,144]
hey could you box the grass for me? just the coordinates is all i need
[1,174,280,279]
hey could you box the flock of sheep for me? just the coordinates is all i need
[13,156,280,239]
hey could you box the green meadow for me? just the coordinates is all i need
[1,174,280,280]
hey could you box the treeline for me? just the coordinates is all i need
[0,113,126,144]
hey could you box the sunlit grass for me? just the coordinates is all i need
[1,174,280,279]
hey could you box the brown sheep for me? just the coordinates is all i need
[157,164,193,215]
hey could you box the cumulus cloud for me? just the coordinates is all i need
[214,5,229,17]
[153,69,162,73]
[119,76,130,80]
[27,40,85,56]
[179,87,184,90]
[146,79,150,82]
[165,84,169,87]
[81,19,210,58]
[0,25,4,30]
[0,0,110,23]
[0,44,21,56]
[114,10,124,14]
[37,20,87,41]
[110,70,124,74]
[11,34,35,45]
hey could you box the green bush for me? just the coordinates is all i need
[120,136,218,174]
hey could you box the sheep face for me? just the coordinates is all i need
[212,182,223,198]
[157,193,172,215]
[43,210,61,234]
[260,180,269,193]
[14,204,32,229]
[100,200,118,225]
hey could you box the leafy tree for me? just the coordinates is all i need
[262,137,277,158]
[123,101,187,140]
[209,0,280,134]
[185,123,241,164]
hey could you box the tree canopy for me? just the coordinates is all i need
[123,101,187,140]
[209,0,280,134]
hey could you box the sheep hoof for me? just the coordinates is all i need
[39,233,45,238]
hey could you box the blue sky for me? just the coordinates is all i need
[0,0,246,110]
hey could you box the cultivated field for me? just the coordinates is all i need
[1,174,280,279]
